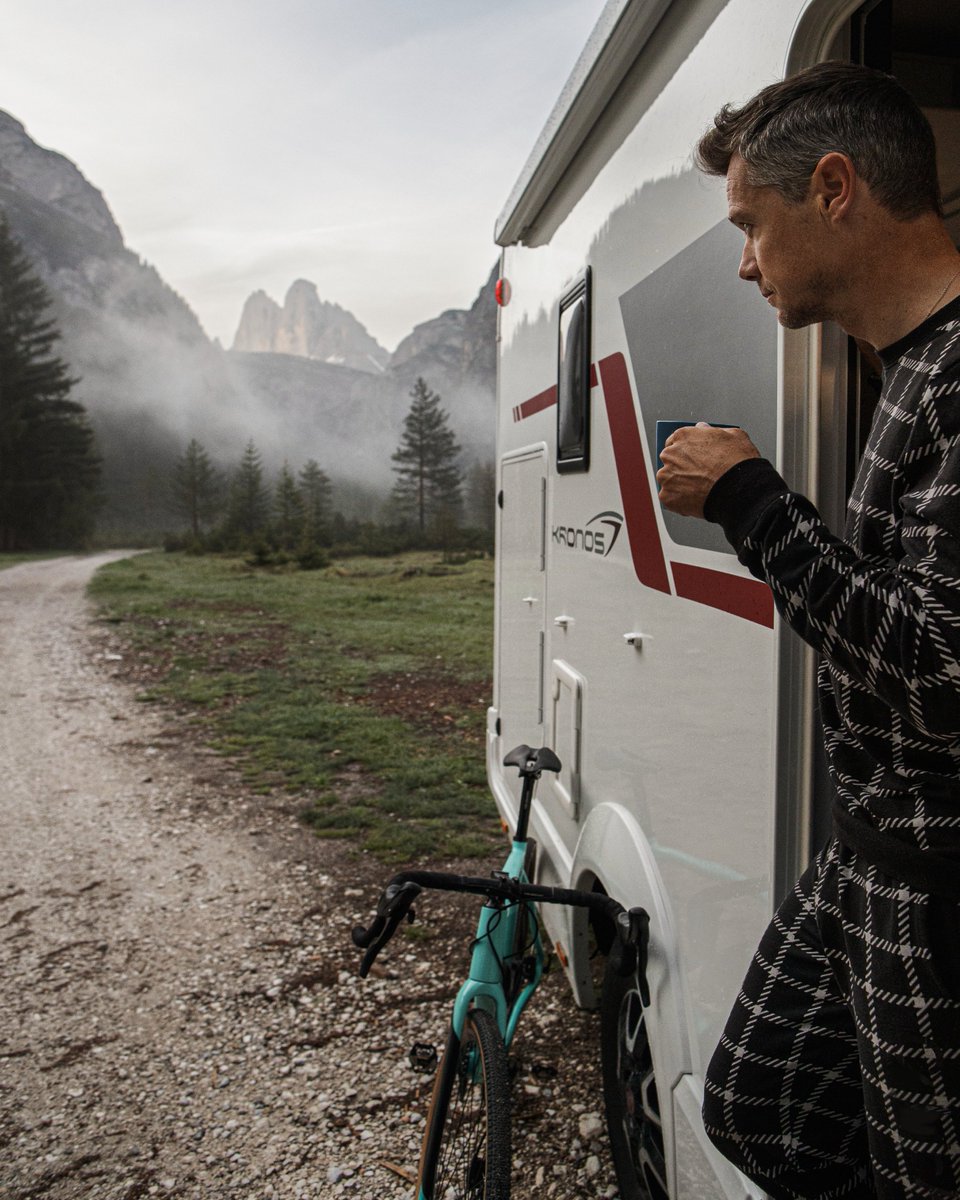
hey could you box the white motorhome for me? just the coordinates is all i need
[488,2,960,1197]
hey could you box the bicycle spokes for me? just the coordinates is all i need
[437,1083,487,1198]
[424,1011,509,1200]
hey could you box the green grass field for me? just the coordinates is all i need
[89,551,498,861]
[0,552,71,570]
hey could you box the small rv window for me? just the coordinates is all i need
[556,270,591,473]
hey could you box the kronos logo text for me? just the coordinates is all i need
[552,511,623,557]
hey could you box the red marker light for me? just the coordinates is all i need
[495,277,511,306]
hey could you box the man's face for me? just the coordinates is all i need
[726,153,834,329]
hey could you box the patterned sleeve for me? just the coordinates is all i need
[704,369,960,742]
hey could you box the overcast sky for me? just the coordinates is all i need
[0,0,608,350]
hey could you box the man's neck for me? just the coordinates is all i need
[837,218,960,350]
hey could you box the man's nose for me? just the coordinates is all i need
[738,240,759,282]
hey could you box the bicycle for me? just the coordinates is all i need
[352,744,651,1200]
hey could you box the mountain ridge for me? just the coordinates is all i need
[0,108,496,536]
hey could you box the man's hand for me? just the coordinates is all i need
[656,423,760,518]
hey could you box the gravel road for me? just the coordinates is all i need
[0,553,620,1199]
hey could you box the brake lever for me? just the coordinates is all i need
[352,881,422,977]
[352,880,412,947]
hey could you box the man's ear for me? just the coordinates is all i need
[810,152,855,223]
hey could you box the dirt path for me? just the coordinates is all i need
[0,554,618,1199]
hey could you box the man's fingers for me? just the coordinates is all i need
[656,423,760,519]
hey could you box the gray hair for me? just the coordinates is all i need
[696,61,941,220]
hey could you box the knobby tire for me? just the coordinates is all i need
[418,1007,511,1200]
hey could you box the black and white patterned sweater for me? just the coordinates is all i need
[706,295,960,894]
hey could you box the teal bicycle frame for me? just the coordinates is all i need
[448,835,541,1047]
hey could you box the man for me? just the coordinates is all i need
[657,62,960,1199]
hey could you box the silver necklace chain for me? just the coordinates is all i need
[924,264,960,323]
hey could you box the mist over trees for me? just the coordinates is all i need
[163,376,493,566]
[0,218,100,550]
[0,228,494,559]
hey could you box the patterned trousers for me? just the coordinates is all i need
[702,839,960,1199]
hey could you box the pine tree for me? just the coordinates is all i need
[391,378,462,534]
[172,438,220,541]
[226,440,270,543]
[299,459,333,544]
[273,461,304,550]
[0,217,101,549]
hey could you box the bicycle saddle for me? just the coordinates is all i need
[503,745,562,776]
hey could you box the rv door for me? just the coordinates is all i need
[497,446,548,752]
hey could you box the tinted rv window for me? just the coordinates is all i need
[557,270,591,473]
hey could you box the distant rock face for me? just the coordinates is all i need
[231,289,281,349]
[232,279,389,374]
[0,111,122,248]
[0,109,208,347]
[390,265,496,389]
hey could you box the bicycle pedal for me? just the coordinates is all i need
[408,1042,438,1074]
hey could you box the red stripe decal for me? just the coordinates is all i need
[510,352,774,627]
[598,353,671,594]
[511,366,597,423]
[513,385,557,422]
[671,563,774,627]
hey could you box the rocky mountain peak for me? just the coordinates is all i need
[232,289,281,346]
[0,110,123,248]
[390,265,497,388]
[231,278,389,375]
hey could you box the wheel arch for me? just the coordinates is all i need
[566,802,693,1085]
[565,801,694,1200]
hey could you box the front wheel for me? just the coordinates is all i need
[601,956,669,1200]
[418,1007,511,1199]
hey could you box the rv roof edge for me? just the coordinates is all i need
[494,0,672,249]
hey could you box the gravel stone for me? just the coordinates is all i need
[579,1112,605,1141]
[0,554,622,1198]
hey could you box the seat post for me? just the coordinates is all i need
[514,774,536,844]
[503,745,561,845]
